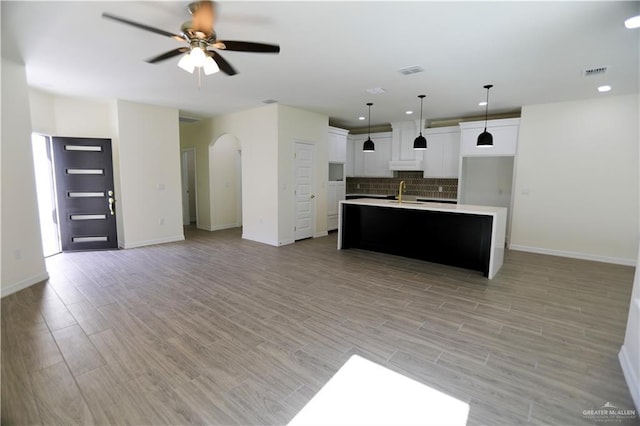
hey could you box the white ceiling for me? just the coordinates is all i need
[2,1,639,129]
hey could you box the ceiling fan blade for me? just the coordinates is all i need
[146,47,189,64]
[217,41,280,54]
[209,51,237,76]
[102,12,184,42]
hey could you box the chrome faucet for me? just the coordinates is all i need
[398,180,406,204]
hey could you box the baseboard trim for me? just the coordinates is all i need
[122,235,185,249]
[242,233,280,247]
[210,224,240,232]
[509,244,636,266]
[619,344,640,411]
[197,223,241,232]
[1,271,50,298]
[314,231,329,238]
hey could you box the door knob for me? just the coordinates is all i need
[108,192,115,215]
[310,194,315,199]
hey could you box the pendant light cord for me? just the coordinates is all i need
[484,89,489,131]
[367,102,373,138]
[419,95,424,135]
[483,85,492,131]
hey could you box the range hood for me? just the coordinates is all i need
[388,121,424,171]
[388,160,423,171]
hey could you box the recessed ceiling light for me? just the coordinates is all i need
[358,116,366,120]
[625,15,640,29]
[598,85,612,93]
[366,87,386,95]
[405,110,413,115]
[478,101,488,106]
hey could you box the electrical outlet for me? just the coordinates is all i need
[159,218,164,225]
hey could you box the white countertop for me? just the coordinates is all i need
[346,194,457,202]
[341,198,506,216]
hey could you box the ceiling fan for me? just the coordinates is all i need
[102,0,280,76]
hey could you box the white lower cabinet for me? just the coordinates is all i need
[327,181,345,231]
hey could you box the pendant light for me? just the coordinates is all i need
[477,84,494,147]
[363,102,375,152]
[413,95,427,150]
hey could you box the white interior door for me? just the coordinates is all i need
[181,150,190,226]
[294,142,315,240]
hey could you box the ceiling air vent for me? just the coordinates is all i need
[398,65,425,76]
[583,66,608,77]
[262,98,278,104]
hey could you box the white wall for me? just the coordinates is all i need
[115,100,184,248]
[277,105,329,243]
[53,95,113,138]
[29,89,114,139]
[213,105,280,245]
[1,59,48,296]
[619,85,640,411]
[209,134,241,230]
[511,94,639,265]
[28,88,56,135]
[620,252,640,411]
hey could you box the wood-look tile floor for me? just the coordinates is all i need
[2,227,637,425]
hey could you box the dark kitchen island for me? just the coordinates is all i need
[338,198,507,279]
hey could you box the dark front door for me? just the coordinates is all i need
[52,137,118,251]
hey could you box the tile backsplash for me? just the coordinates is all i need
[346,171,458,199]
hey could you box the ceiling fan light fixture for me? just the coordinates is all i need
[203,56,219,75]
[190,46,206,67]
[177,54,195,73]
[477,84,494,148]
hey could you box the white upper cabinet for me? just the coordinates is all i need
[328,126,348,163]
[350,132,393,177]
[459,118,520,157]
[423,126,460,178]
[345,137,355,177]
